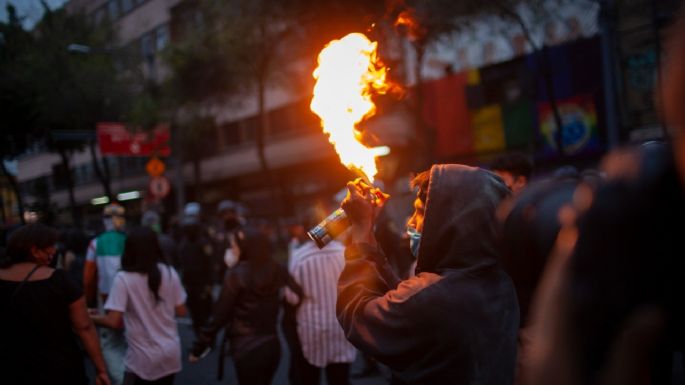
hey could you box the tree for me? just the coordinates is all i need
[0,3,127,225]
[0,4,38,224]
[162,0,385,214]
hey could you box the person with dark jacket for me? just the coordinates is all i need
[189,229,304,385]
[524,12,685,385]
[179,218,214,336]
[337,164,519,384]
[501,176,598,327]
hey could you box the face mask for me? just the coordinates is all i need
[407,227,422,258]
[104,216,125,231]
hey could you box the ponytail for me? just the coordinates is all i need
[147,262,162,303]
[121,226,166,304]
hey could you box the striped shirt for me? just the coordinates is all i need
[285,240,356,367]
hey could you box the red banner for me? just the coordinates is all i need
[97,122,171,156]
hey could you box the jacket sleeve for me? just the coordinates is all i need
[192,270,239,356]
[336,242,430,365]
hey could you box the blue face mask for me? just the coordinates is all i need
[407,227,422,258]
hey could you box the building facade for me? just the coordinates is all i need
[15,0,682,228]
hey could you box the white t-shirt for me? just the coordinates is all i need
[105,264,187,380]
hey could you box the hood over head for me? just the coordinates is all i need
[415,164,510,274]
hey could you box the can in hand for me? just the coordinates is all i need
[307,208,350,249]
[307,180,389,249]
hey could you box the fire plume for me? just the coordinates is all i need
[394,10,424,42]
[310,33,389,182]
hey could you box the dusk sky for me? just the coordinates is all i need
[0,0,69,29]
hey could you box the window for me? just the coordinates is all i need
[121,0,133,13]
[242,117,258,142]
[141,32,154,60]
[94,6,107,24]
[155,24,169,51]
[222,122,242,147]
[51,164,69,191]
[108,0,120,20]
[269,105,296,136]
[73,164,95,186]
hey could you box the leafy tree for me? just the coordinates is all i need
[160,0,386,214]
[0,4,35,223]
[0,2,127,225]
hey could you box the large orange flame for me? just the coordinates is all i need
[310,33,389,182]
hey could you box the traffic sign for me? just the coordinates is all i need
[149,176,171,199]
[146,157,166,177]
[97,122,171,156]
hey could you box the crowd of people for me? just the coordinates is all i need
[1,8,685,385]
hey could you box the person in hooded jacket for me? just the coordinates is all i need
[337,164,519,384]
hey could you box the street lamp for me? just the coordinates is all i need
[67,43,93,54]
[66,43,157,82]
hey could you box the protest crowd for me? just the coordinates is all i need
[2,6,685,385]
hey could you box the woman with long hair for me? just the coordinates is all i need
[92,226,187,385]
[0,223,110,385]
[189,228,304,385]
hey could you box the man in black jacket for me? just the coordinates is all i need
[337,164,519,384]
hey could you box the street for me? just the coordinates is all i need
[87,316,388,385]
[174,317,388,385]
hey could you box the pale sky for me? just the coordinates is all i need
[0,0,69,29]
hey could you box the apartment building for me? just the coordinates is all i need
[16,0,677,227]
[17,0,412,226]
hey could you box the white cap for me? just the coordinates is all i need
[184,202,201,217]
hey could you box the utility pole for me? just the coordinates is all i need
[599,0,621,149]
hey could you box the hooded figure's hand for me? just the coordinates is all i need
[341,181,380,246]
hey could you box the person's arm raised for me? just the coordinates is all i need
[341,181,382,247]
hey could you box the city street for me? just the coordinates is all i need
[85,315,387,385]
[173,317,387,385]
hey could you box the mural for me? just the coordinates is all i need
[421,37,604,160]
[538,95,600,157]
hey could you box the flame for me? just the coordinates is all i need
[394,10,424,42]
[310,33,389,182]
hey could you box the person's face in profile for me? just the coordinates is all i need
[493,170,527,193]
[407,194,426,233]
